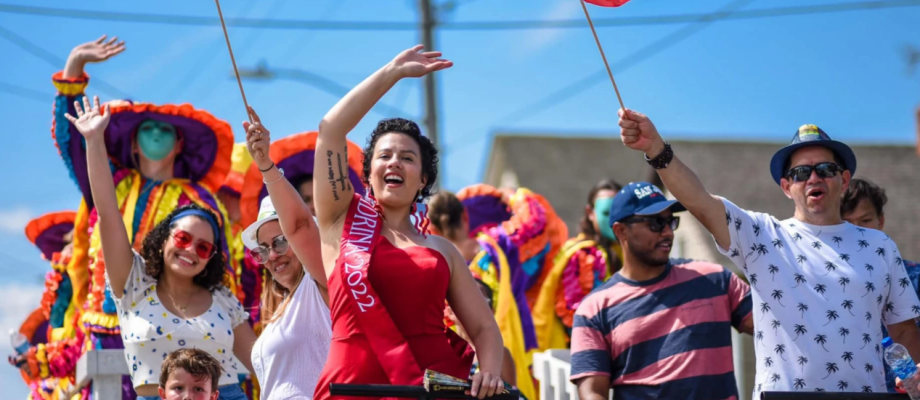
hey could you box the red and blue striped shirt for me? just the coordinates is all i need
[570,259,753,400]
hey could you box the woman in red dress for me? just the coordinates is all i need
[302,45,505,400]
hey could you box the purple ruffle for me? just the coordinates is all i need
[462,195,512,235]
[34,222,75,260]
[480,231,538,351]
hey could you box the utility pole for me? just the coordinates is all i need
[419,0,442,189]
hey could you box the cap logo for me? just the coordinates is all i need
[257,210,277,220]
[634,185,663,199]
[798,124,821,140]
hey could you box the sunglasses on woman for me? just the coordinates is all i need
[785,162,842,183]
[249,235,290,265]
[623,215,680,233]
[170,230,217,259]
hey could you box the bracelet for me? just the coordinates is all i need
[263,168,285,185]
[644,142,673,169]
[258,162,275,173]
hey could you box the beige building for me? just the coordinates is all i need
[483,133,920,400]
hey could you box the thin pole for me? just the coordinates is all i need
[214,0,263,157]
[579,0,625,111]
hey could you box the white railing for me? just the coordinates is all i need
[64,349,129,399]
[532,349,614,400]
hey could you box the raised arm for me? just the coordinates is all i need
[53,36,125,202]
[64,96,133,297]
[313,45,452,227]
[243,107,326,289]
[618,109,731,249]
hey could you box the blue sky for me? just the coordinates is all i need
[1,0,918,396]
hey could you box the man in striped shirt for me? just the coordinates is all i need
[570,182,753,400]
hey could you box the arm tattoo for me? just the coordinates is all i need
[335,152,347,191]
[326,150,339,201]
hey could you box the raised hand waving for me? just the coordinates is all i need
[389,44,453,78]
[64,96,110,141]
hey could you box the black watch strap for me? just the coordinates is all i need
[644,142,673,169]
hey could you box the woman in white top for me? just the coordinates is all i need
[66,97,257,400]
[242,107,332,400]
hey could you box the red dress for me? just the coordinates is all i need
[314,232,473,400]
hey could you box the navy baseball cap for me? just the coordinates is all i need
[608,182,687,227]
[769,124,857,185]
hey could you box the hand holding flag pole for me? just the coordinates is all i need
[213,0,264,158]
[580,0,630,112]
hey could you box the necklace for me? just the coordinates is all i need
[164,287,193,315]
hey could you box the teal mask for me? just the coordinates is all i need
[137,120,177,161]
[594,197,616,241]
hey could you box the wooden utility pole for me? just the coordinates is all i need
[419,0,442,189]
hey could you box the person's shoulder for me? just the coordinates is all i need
[669,258,729,275]
[425,234,466,267]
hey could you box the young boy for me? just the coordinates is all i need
[158,348,223,400]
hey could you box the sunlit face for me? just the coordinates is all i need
[369,133,427,208]
[296,179,316,217]
[157,369,218,400]
[780,147,850,219]
[588,189,617,240]
[162,217,215,280]
[843,198,884,230]
[614,210,676,268]
[255,220,300,291]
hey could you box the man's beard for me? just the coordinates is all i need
[628,241,671,268]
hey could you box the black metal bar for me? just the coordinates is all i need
[329,383,521,400]
[761,392,909,400]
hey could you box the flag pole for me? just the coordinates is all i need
[579,0,625,111]
[213,0,264,157]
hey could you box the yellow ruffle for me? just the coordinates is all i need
[81,311,120,329]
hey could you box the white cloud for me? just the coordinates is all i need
[0,207,32,234]
[514,0,584,58]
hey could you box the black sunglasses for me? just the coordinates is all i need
[785,162,842,183]
[622,215,680,233]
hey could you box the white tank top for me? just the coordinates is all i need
[251,275,331,400]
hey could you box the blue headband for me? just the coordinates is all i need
[170,209,221,243]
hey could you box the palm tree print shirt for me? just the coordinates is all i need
[718,198,919,398]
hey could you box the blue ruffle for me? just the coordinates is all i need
[50,273,72,328]
[102,287,117,314]
[54,93,83,190]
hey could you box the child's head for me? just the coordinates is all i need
[158,348,223,400]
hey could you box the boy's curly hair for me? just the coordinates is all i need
[139,204,226,291]
[362,118,439,201]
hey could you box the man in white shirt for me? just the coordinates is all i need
[616,109,920,397]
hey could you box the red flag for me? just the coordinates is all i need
[585,0,631,6]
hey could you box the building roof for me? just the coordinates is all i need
[484,133,920,261]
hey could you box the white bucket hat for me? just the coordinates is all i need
[241,197,280,250]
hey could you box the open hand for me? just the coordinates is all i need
[618,108,664,156]
[468,371,504,399]
[70,35,126,65]
[389,45,453,79]
[64,96,110,141]
[243,106,272,170]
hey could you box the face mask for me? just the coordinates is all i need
[137,120,177,161]
[594,197,616,241]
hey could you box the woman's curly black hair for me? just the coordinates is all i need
[362,118,439,202]
[139,204,227,292]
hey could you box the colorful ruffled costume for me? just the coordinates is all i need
[50,71,237,399]
[532,233,623,350]
[17,212,86,400]
[238,131,364,324]
[453,184,569,400]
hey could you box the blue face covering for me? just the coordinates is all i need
[137,120,177,161]
[594,196,616,241]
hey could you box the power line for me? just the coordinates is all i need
[0,25,132,99]
[493,0,757,128]
[0,81,47,103]
[0,1,917,31]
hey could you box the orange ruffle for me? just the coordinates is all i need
[24,211,77,247]
[239,131,365,228]
[106,101,234,193]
